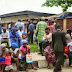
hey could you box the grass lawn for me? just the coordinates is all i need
[4,42,39,52]
[29,43,39,52]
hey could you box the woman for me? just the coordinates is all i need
[10,43,19,72]
[45,42,56,69]
[9,27,19,47]
[20,40,37,72]
[0,44,8,72]
[47,18,56,33]
[39,28,52,55]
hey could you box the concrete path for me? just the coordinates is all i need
[19,67,72,72]
[14,53,72,72]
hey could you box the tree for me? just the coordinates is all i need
[42,0,72,12]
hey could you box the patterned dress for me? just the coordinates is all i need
[35,21,47,43]
[45,46,56,63]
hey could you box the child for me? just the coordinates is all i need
[5,52,13,72]
[45,42,56,69]
[0,55,5,72]
[20,39,38,72]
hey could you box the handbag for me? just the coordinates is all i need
[64,59,69,67]
[26,54,33,63]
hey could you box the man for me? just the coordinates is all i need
[8,23,12,32]
[0,25,2,35]
[0,27,11,47]
[21,20,25,31]
[54,19,59,30]
[52,25,66,72]
[28,20,34,44]
[35,17,47,43]
[15,19,22,29]
[39,28,52,55]
[18,25,28,47]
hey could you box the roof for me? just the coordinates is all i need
[0,10,55,18]
[47,12,72,19]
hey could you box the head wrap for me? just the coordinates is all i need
[1,44,6,49]
[11,27,16,31]
[48,18,52,21]
[11,43,18,48]
[22,39,27,44]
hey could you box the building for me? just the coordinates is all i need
[0,10,55,30]
[47,12,72,32]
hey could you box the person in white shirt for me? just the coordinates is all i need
[21,20,25,31]
[8,23,12,32]
[65,30,71,44]
[67,42,72,66]
[39,28,52,55]
[17,25,28,47]
[0,27,11,47]
[10,43,19,72]
[15,19,22,29]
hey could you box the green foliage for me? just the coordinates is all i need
[42,0,72,12]
[29,43,39,52]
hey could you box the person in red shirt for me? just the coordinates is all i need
[64,46,69,58]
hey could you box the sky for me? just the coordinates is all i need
[0,0,72,15]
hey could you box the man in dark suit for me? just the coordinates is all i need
[52,25,67,72]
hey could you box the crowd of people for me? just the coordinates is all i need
[0,17,72,72]
[35,17,72,72]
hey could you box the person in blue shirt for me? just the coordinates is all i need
[28,20,34,44]
[0,25,2,34]
[9,27,19,47]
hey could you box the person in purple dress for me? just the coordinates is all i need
[45,42,56,69]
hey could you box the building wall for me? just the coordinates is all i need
[57,18,72,32]
[57,19,63,28]
[66,18,72,30]
[0,14,41,23]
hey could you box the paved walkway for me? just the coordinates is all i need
[14,53,72,72]
[19,67,72,72]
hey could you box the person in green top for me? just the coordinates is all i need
[35,17,47,43]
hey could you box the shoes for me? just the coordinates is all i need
[53,69,62,72]
[38,52,43,54]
